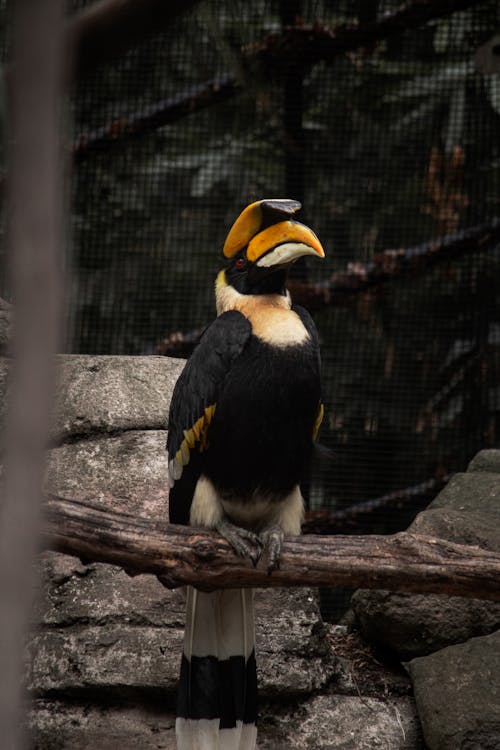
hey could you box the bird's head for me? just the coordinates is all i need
[219,199,325,296]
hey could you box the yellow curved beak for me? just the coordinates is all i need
[248,221,325,266]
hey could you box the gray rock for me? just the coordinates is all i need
[467,449,500,473]
[352,453,500,659]
[51,355,184,441]
[28,624,182,695]
[410,507,500,551]
[258,695,422,749]
[30,555,185,697]
[30,694,421,750]
[30,552,336,700]
[1,354,185,444]
[31,699,177,750]
[255,588,337,697]
[351,588,500,661]
[36,552,186,629]
[409,630,500,750]
[429,471,500,515]
[45,430,169,518]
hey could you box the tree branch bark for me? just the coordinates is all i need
[66,0,478,83]
[157,218,500,356]
[326,218,500,298]
[74,77,239,162]
[70,0,480,155]
[44,494,500,601]
[253,0,479,73]
[66,0,203,78]
[302,474,451,534]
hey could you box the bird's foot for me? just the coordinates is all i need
[216,519,263,566]
[259,525,284,574]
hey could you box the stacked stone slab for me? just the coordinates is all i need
[352,450,500,749]
[1,354,422,749]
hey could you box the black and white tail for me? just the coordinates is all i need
[176,587,258,750]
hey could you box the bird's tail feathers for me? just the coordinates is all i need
[176,586,257,750]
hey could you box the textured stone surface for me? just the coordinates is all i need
[36,552,184,628]
[429,471,500,515]
[258,695,422,749]
[410,506,500,551]
[30,552,336,700]
[352,456,500,660]
[0,355,185,444]
[31,700,177,750]
[467,448,500,473]
[409,630,500,750]
[31,694,422,750]
[28,624,182,695]
[255,588,336,697]
[45,430,169,518]
[351,588,500,661]
[29,551,344,748]
[51,355,184,441]
[352,452,500,750]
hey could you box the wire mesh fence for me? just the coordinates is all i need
[2,1,500,577]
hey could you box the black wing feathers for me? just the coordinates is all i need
[167,310,252,522]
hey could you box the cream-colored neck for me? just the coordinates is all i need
[215,270,308,347]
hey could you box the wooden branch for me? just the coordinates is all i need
[302,474,451,534]
[74,77,239,161]
[157,218,500,356]
[327,218,500,298]
[252,0,479,73]
[67,0,477,82]
[44,494,500,601]
[66,0,203,78]
[71,0,479,154]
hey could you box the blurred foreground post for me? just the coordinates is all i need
[0,0,65,747]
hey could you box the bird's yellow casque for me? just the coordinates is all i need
[167,198,325,750]
[223,198,324,263]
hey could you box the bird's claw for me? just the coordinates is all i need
[216,519,263,566]
[216,519,285,573]
[259,525,284,574]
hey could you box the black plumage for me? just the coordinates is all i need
[168,305,320,522]
[166,198,325,750]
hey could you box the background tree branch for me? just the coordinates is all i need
[70,0,480,157]
[157,218,500,356]
[253,0,480,74]
[66,0,204,78]
[73,77,239,162]
[44,494,500,601]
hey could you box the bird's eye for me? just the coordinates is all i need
[235,257,246,270]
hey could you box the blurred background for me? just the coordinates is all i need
[1,0,500,609]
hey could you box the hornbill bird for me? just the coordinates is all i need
[167,198,325,749]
